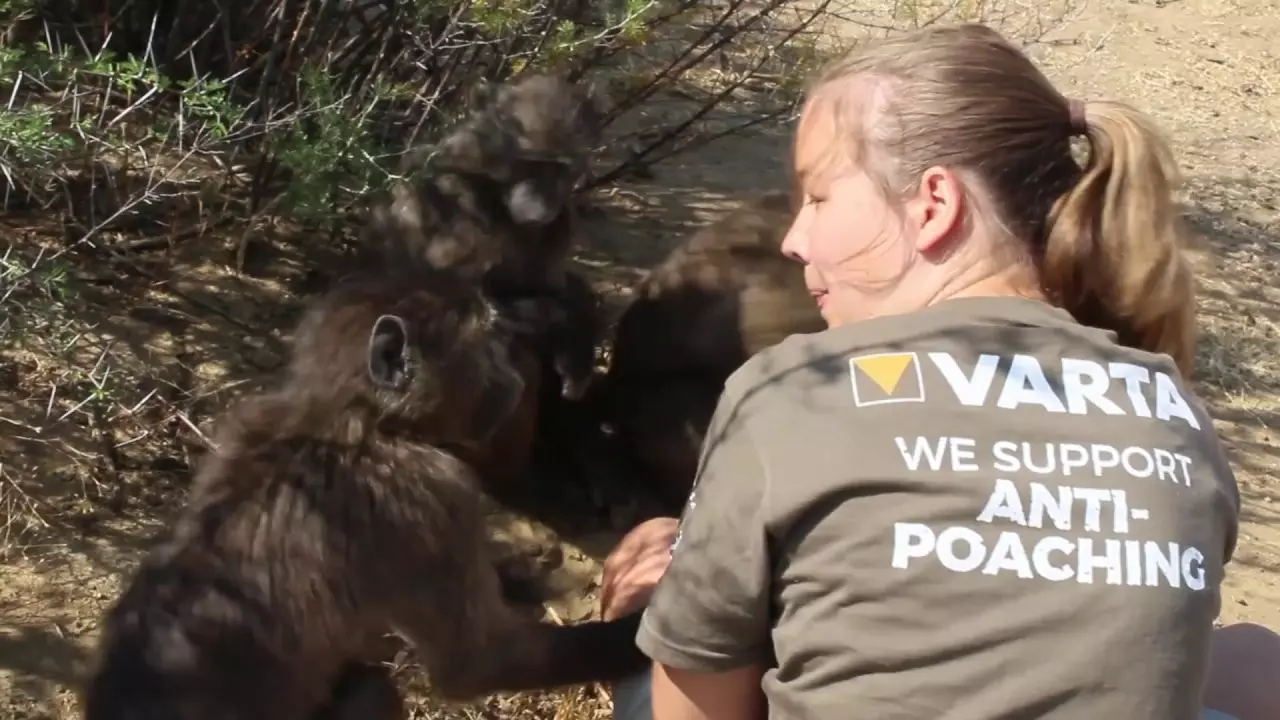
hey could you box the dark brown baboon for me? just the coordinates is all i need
[364,72,605,291]
[449,72,605,404]
[607,191,821,379]
[448,326,543,504]
[312,663,404,720]
[544,269,601,403]
[499,268,602,401]
[594,191,826,508]
[601,375,723,507]
[475,269,606,514]
[460,74,603,295]
[433,269,598,507]
[79,271,647,720]
[359,72,605,402]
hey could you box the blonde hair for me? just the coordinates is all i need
[804,23,1197,378]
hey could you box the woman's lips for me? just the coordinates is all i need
[811,291,827,309]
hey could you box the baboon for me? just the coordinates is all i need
[312,663,405,720]
[593,191,826,509]
[501,269,602,401]
[360,73,606,402]
[445,320,543,504]
[442,268,604,515]
[458,73,606,404]
[544,269,601,403]
[455,72,603,291]
[79,271,647,720]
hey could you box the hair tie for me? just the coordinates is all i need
[1067,98,1088,134]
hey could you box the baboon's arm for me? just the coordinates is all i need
[423,607,650,700]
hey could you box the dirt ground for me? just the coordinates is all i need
[2,0,1278,717]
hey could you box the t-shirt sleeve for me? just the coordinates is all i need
[1216,449,1241,565]
[634,379,773,673]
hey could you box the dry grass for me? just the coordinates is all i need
[3,0,1279,717]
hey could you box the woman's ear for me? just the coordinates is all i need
[908,165,965,254]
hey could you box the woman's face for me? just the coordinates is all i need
[781,99,918,328]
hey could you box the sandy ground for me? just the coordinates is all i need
[1,0,1278,717]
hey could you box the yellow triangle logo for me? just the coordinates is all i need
[853,354,914,395]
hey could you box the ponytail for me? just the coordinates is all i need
[1042,100,1198,379]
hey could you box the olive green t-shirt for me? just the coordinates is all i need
[635,297,1240,719]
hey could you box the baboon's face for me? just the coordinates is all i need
[476,74,604,158]
[467,74,604,226]
[502,155,579,226]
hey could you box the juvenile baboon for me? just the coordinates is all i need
[499,269,602,400]
[447,268,602,512]
[594,191,826,508]
[447,73,606,405]
[79,271,647,720]
[360,72,605,401]
[544,269,601,403]
[461,74,603,295]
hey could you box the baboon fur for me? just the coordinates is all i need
[457,72,603,296]
[79,271,647,720]
[451,269,602,504]
[312,663,405,720]
[360,73,605,404]
[594,191,826,508]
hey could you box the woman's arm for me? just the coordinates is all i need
[651,662,768,720]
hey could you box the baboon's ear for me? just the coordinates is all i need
[468,79,495,111]
[368,314,412,390]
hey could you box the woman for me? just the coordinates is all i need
[599,22,1258,720]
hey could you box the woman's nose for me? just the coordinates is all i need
[781,220,809,264]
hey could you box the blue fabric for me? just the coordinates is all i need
[611,671,1241,720]
[611,670,652,720]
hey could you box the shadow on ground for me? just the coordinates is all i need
[1183,174,1280,580]
[0,204,350,575]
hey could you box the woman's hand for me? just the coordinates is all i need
[600,516,680,621]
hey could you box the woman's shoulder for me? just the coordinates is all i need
[720,319,921,422]
[727,295,1218,435]
[725,296,1053,399]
